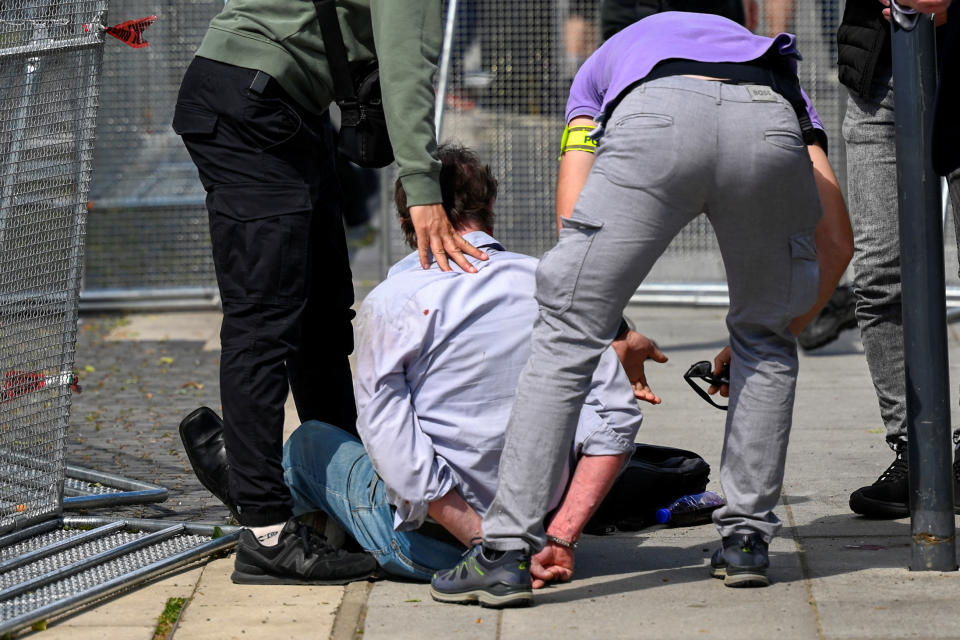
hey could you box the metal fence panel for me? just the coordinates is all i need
[83,0,220,303]
[0,0,106,533]
[0,517,240,635]
[73,1,960,302]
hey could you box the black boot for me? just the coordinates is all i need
[954,444,960,515]
[849,443,909,518]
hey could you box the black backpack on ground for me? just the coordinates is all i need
[584,443,711,535]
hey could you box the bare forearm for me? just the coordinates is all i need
[428,490,483,547]
[547,453,629,541]
[789,144,854,335]
[556,117,598,231]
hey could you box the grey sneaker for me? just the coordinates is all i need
[430,543,532,608]
[709,533,770,588]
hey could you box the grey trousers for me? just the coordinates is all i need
[843,71,960,447]
[484,76,824,552]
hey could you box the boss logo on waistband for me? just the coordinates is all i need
[746,86,779,102]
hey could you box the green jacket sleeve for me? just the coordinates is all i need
[370,0,443,207]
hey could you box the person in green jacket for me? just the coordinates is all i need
[173,0,487,585]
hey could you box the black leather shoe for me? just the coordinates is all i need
[179,406,239,519]
[849,444,909,519]
[709,532,770,588]
[797,285,857,351]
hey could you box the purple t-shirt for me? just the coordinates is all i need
[566,12,824,132]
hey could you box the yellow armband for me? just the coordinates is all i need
[559,124,598,159]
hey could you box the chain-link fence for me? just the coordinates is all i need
[384,1,858,290]
[380,1,957,301]
[0,0,106,534]
[80,1,959,304]
[83,0,220,307]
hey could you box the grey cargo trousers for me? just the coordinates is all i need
[484,76,824,551]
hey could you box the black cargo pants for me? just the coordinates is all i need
[173,56,358,527]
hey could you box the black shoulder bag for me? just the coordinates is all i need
[314,0,394,168]
[584,443,712,535]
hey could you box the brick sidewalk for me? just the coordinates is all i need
[67,314,232,524]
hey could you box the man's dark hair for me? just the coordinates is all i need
[395,144,498,250]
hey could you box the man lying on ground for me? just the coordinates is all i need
[281,144,666,593]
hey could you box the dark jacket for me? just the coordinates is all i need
[933,3,959,176]
[838,1,957,176]
[836,0,891,99]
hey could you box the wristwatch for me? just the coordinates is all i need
[546,534,578,550]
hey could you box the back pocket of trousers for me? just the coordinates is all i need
[209,183,312,304]
[786,230,820,319]
[603,113,677,190]
[536,214,605,314]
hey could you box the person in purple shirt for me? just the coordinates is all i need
[432,10,854,606]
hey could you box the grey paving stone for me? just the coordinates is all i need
[67,315,232,524]
[362,579,498,640]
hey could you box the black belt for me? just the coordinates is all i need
[644,59,780,85]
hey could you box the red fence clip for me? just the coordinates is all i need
[104,15,157,48]
[1,371,82,403]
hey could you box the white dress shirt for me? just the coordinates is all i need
[354,231,643,531]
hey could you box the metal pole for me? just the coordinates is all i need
[890,9,957,572]
[434,0,458,137]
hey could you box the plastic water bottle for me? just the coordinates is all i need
[654,491,725,526]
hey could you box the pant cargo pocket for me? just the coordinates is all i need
[787,230,820,319]
[535,214,605,314]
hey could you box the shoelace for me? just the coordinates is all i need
[440,539,484,578]
[296,523,341,559]
[878,449,909,484]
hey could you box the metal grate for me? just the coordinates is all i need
[0,0,106,534]
[63,476,121,496]
[61,464,168,509]
[0,517,239,635]
[83,0,221,303]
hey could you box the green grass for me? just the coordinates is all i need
[153,597,189,640]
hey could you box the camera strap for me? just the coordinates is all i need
[313,0,358,106]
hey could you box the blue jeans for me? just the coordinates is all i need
[282,421,465,580]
